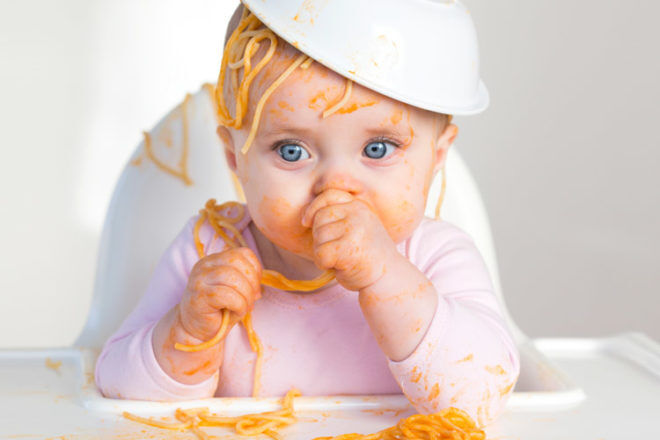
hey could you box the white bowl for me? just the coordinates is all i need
[242,0,489,115]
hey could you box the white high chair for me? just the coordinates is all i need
[1,87,659,439]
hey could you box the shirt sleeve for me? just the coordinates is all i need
[387,219,520,427]
[95,216,223,401]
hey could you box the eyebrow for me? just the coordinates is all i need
[363,124,410,139]
[262,125,317,138]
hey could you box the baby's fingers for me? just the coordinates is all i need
[204,265,258,307]
[313,219,347,246]
[179,284,246,341]
[313,240,342,271]
[301,189,353,228]
[204,284,250,318]
[195,248,262,293]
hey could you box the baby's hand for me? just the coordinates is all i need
[302,189,399,291]
[178,247,262,343]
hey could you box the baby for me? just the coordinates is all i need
[96,3,519,427]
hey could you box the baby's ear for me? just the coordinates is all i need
[217,126,238,172]
[433,123,459,174]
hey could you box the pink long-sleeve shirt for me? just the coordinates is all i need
[96,203,519,426]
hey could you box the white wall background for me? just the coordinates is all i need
[0,0,658,348]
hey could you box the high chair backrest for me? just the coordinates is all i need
[75,86,523,349]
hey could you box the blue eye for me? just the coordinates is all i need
[363,140,396,159]
[277,143,310,162]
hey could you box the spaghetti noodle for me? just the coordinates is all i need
[434,165,447,220]
[323,79,354,119]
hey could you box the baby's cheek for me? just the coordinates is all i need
[379,198,420,242]
[254,195,314,256]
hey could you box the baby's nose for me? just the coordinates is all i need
[312,170,363,197]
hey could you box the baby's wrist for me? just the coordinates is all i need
[152,306,224,385]
[360,251,426,298]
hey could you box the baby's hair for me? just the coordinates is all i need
[216,3,452,218]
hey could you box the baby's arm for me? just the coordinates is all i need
[304,190,519,426]
[95,216,260,400]
[377,222,519,426]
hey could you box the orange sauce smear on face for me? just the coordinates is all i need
[336,100,377,114]
[390,109,404,125]
[278,101,295,111]
[308,90,331,110]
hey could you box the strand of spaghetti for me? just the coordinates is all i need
[300,57,314,69]
[122,412,191,430]
[241,311,263,396]
[202,200,244,248]
[193,213,208,257]
[231,171,248,203]
[434,164,447,220]
[210,218,248,248]
[264,429,284,440]
[175,408,210,440]
[241,53,310,154]
[322,78,353,119]
[433,115,453,220]
[174,309,231,352]
[236,419,280,435]
[203,198,245,225]
[199,409,293,426]
[229,30,266,68]
[262,267,335,291]
[205,216,240,248]
[229,46,257,69]
[195,388,300,435]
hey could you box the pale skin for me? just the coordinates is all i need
[153,43,459,385]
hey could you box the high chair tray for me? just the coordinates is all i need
[1,333,659,439]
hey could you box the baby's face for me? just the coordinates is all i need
[221,52,457,261]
